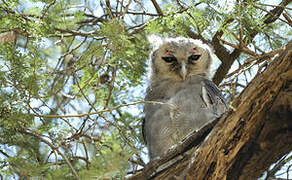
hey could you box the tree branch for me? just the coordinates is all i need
[30,101,179,118]
[212,0,291,85]
[150,0,163,16]
[127,119,220,180]
[21,129,80,179]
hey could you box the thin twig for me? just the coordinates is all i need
[41,0,57,19]
[283,12,292,24]
[254,5,291,25]
[224,48,283,79]
[121,0,132,20]
[31,101,179,118]
[151,0,163,16]
[256,2,292,10]
[22,129,80,179]
[217,36,259,57]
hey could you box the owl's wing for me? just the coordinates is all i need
[142,117,147,144]
[142,83,169,145]
[201,79,228,116]
[142,86,157,145]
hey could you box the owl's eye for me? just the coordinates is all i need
[188,55,201,62]
[162,56,177,63]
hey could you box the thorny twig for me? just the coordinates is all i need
[31,101,180,118]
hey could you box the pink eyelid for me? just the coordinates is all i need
[163,49,199,56]
[163,50,173,56]
[192,48,198,54]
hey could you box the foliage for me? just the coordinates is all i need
[0,0,291,179]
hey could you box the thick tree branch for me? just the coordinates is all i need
[127,119,220,180]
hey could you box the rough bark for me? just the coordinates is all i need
[129,41,292,180]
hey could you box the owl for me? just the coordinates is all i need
[143,36,227,160]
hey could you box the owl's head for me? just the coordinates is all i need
[148,36,213,83]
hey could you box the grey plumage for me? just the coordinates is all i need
[143,36,227,159]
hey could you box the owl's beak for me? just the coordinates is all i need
[180,61,187,80]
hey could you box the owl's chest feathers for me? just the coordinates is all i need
[147,76,204,101]
[146,78,207,139]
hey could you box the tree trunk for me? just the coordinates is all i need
[129,41,292,180]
